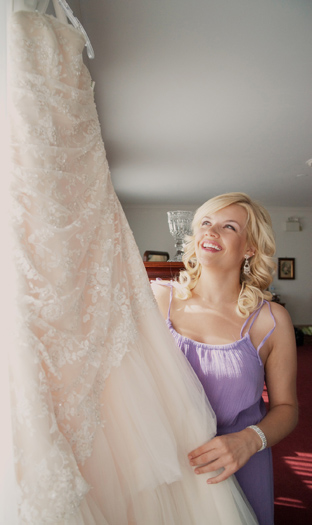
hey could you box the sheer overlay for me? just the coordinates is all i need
[5,10,258,524]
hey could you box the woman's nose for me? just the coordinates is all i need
[205,226,219,237]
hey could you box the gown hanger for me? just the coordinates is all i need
[52,0,95,59]
[13,0,49,13]
[12,0,95,59]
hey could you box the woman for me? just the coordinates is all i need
[152,192,298,525]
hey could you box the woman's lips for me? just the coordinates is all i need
[201,241,222,252]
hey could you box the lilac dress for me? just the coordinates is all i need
[164,283,276,525]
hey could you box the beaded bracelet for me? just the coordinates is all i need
[247,425,267,452]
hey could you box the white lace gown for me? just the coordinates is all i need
[5,10,258,524]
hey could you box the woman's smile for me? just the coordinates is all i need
[200,241,222,252]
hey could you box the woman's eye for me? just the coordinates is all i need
[202,220,210,226]
[225,224,236,231]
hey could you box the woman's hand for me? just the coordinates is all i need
[188,428,261,484]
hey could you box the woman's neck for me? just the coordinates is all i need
[194,267,241,306]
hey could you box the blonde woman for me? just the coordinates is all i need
[152,192,298,525]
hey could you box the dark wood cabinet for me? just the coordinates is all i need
[144,261,184,280]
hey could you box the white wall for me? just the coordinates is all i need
[123,203,312,325]
[269,207,312,326]
[123,204,196,259]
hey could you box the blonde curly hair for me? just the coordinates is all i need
[176,192,276,317]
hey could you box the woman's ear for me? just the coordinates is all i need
[245,246,256,258]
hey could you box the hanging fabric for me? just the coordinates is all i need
[6,8,258,525]
[52,0,94,58]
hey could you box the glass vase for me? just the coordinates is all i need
[167,211,193,261]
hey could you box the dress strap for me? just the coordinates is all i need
[53,0,95,59]
[240,308,261,339]
[256,302,276,353]
[240,301,276,356]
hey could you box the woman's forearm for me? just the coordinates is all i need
[248,403,298,450]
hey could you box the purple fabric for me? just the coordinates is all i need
[164,283,275,525]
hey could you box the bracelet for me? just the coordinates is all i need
[247,425,267,452]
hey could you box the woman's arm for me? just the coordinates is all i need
[188,303,298,484]
[252,303,298,446]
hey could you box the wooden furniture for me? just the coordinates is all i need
[143,251,169,262]
[144,261,184,280]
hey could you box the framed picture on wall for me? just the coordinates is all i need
[278,258,295,280]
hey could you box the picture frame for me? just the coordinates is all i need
[143,250,170,262]
[278,258,295,280]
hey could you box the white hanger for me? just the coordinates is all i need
[13,0,49,13]
[53,0,95,59]
[12,1,95,59]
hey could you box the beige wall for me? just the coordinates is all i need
[123,203,312,325]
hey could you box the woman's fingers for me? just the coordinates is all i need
[188,433,252,483]
[188,438,217,460]
[189,436,226,466]
[206,467,234,484]
[189,448,217,467]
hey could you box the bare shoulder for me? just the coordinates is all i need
[269,301,294,331]
[253,301,295,359]
[150,280,172,318]
[257,300,293,329]
[266,301,296,352]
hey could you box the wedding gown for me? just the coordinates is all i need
[6,9,258,524]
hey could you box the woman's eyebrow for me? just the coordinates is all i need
[202,217,243,227]
[224,220,245,229]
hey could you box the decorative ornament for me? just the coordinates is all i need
[243,255,251,275]
[167,211,193,261]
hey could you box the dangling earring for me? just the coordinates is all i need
[243,255,251,275]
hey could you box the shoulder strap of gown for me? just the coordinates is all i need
[53,0,95,58]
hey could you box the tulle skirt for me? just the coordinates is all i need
[57,307,258,524]
[1,305,258,524]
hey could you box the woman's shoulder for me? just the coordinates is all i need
[267,301,293,324]
[150,279,173,293]
[246,299,288,330]
[151,279,187,297]
[262,302,297,361]
[267,301,295,336]
[257,300,295,346]
[150,280,173,317]
[254,300,292,327]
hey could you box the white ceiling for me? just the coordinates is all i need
[77,0,312,207]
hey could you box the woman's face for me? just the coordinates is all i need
[194,204,254,272]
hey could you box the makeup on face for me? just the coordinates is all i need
[195,205,251,265]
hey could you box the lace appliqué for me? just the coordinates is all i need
[9,10,156,523]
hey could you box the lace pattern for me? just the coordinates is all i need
[9,11,155,522]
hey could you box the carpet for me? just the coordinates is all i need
[271,344,312,524]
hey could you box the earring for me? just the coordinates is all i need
[243,255,251,275]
